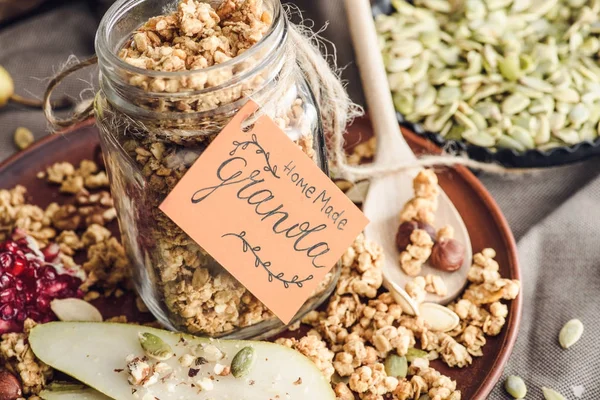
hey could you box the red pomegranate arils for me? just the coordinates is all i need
[0,232,85,333]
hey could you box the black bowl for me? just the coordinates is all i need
[371,0,600,168]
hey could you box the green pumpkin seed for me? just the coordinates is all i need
[138,332,173,361]
[380,0,600,152]
[405,348,428,362]
[509,126,535,149]
[554,129,580,145]
[463,130,496,147]
[384,354,408,378]
[520,76,554,93]
[550,112,567,131]
[554,88,580,103]
[568,104,590,127]
[437,87,461,105]
[502,93,531,115]
[534,115,551,145]
[393,92,414,115]
[497,135,526,151]
[559,319,583,349]
[542,387,567,400]
[504,375,527,399]
[414,86,436,113]
[231,346,256,378]
[499,54,522,82]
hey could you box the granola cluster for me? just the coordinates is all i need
[347,137,376,165]
[397,170,440,276]
[285,235,520,400]
[396,169,465,285]
[116,0,273,113]
[0,320,52,396]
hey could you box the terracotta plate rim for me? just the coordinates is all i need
[0,120,522,399]
[402,128,522,399]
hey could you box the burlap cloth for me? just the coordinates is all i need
[0,1,599,398]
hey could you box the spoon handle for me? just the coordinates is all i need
[344,0,417,164]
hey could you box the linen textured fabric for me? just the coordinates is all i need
[1,1,599,398]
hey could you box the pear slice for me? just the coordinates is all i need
[40,382,111,400]
[30,322,335,400]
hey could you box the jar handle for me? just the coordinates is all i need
[44,55,98,131]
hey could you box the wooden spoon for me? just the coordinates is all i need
[344,0,473,319]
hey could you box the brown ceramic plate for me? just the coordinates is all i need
[0,118,521,399]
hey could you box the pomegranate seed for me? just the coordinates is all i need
[0,233,85,333]
[0,304,15,321]
[0,241,19,253]
[0,253,14,271]
[15,311,26,322]
[0,289,15,303]
[0,274,13,289]
[40,266,56,280]
[36,295,51,310]
[8,255,26,276]
[41,243,60,262]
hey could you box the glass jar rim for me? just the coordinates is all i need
[95,0,283,80]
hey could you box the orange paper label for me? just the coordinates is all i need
[160,101,369,323]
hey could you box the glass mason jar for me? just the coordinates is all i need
[94,0,340,339]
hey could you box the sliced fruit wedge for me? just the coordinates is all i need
[39,382,110,400]
[30,322,335,400]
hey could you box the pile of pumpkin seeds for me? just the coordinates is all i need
[377,0,600,152]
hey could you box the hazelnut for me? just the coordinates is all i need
[431,238,465,272]
[395,221,436,252]
[0,369,22,400]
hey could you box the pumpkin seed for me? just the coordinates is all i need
[554,88,580,103]
[554,129,580,145]
[504,375,527,399]
[534,115,551,144]
[386,57,413,73]
[13,127,34,150]
[559,319,583,349]
[499,54,522,82]
[405,348,428,362]
[231,346,256,378]
[519,76,554,93]
[569,104,590,127]
[509,126,535,149]
[138,332,173,361]
[393,92,414,115]
[502,93,531,115]
[542,387,567,400]
[378,0,600,151]
[50,298,102,323]
[454,111,477,131]
[497,135,526,151]
[437,87,461,105]
[384,354,408,378]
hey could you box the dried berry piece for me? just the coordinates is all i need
[395,221,435,252]
[0,369,21,400]
[430,238,465,272]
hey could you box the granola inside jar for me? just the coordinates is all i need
[94,0,339,338]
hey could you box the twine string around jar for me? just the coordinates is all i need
[42,17,515,179]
